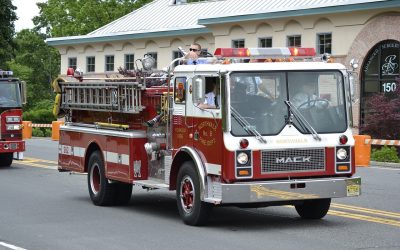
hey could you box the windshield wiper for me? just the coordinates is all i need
[284,101,321,141]
[231,107,267,143]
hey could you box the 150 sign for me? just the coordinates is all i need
[382,82,397,93]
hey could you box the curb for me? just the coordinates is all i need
[370,161,400,169]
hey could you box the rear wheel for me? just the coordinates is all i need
[295,198,331,219]
[176,161,212,226]
[87,151,115,206]
[0,153,13,167]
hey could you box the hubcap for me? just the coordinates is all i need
[179,175,195,214]
[90,164,100,195]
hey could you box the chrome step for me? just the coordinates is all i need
[133,179,169,189]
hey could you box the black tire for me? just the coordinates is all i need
[114,183,132,206]
[295,198,331,219]
[87,151,115,206]
[176,161,212,226]
[0,153,13,167]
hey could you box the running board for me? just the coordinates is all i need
[133,179,169,189]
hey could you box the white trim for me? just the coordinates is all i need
[73,147,86,158]
[106,151,129,165]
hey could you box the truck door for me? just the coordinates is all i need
[187,75,223,166]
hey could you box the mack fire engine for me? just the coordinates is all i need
[56,48,361,226]
[0,70,26,167]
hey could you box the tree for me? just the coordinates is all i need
[33,0,153,37]
[8,29,60,110]
[0,0,17,69]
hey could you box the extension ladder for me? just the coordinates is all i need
[60,81,145,114]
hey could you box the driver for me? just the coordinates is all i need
[291,82,328,109]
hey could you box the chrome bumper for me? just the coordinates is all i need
[217,177,361,204]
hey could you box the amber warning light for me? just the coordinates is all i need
[214,47,315,59]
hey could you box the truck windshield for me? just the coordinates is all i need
[230,71,347,136]
[0,82,22,107]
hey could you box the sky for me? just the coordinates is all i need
[13,0,46,32]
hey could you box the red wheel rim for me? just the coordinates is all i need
[180,176,195,214]
[90,164,100,194]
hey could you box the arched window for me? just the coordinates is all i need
[361,40,400,125]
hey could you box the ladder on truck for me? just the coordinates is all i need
[60,81,145,114]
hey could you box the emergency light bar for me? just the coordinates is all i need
[214,47,316,59]
[0,70,13,77]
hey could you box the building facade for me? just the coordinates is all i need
[47,0,400,130]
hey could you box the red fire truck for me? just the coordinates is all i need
[0,70,26,167]
[56,48,361,225]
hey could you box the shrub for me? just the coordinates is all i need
[360,86,400,140]
[371,146,400,163]
[32,128,44,137]
[23,107,55,124]
[44,128,52,137]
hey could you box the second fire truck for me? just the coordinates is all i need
[0,70,26,167]
[55,48,361,225]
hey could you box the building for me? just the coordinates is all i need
[47,0,400,129]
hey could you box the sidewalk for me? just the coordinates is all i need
[370,161,400,169]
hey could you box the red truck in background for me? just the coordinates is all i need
[0,70,26,167]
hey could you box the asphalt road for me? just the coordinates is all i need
[0,138,399,250]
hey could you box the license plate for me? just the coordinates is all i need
[347,184,360,196]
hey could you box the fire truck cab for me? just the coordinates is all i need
[57,48,361,226]
[0,70,26,167]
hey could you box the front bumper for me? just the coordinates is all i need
[216,176,361,204]
[0,140,25,153]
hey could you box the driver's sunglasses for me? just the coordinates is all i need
[189,48,199,52]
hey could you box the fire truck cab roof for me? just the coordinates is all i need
[173,62,347,73]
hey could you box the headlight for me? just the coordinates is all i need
[337,148,348,160]
[237,152,249,165]
[6,116,21,123]
[6,124,22,131]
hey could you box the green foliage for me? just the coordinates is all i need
[9,29,60,110]
[32,128,51,137]
[0,0,17,69]
[32,127,44,137]
[23,107,55,124]
[371,146,400,163]
[33,0,153,37]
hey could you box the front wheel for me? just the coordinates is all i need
[295,198,331,219]
[176,161,212,226]
[0,153,13,167]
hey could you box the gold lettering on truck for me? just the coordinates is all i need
[198,121,217,147]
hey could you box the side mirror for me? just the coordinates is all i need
[20,81,27,105]
[350,58,359,71]
[192,77,205,104]
[349,72,358,103]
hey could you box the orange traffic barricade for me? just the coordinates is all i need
[52,121,65,141]
[22,121,32,139]
[353,135,371,167]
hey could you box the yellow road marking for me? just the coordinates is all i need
[24,157,58,165]
[17,160,58,170]
[329,210,400,227]
[331,203,400,219]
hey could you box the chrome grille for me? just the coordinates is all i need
[261,148,325,173]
